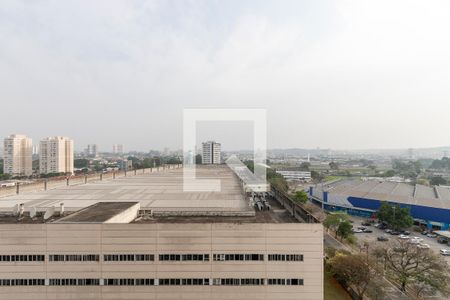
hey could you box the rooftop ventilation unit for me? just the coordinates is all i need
[44,206,55,220]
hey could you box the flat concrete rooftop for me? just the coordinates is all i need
[0,165,251,216]
[0,196,296,224]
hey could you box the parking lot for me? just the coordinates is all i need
[348,215,450,264]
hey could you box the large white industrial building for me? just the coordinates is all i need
[0,165,323,300]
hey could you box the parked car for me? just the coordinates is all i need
[361,221,371,226]
[402,231,411,236]
[357,226,367,231]
[440,249,450,256]
[375,223,388,230]
[398,234,410,239]
[421,230,429,235]
[377,236,389,242]
[363,229,373,233]
[385,229,392,233]
[390,231,401,235]
[409,237,423,244]
[352,228,364,233]
[427,233,438,238]
[417,243,430,249]
[437,237,448,244]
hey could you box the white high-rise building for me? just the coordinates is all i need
[39,136,74,175]
[202,141,221,164]
[113,144,123,154]
[2,134,33,176]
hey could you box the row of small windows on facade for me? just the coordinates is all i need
[267,278,304,286]
[0,278,303,286]
[0,254,303,263]
[49,255,99,262]
[267,254,303,262]
[0,279,45,286]
[213,254,264,261]
[104,279,155,286]
[0,255,45,262]
[48,279,100,286]
[159,254,209,261]
[159,278,210,286]
[103,254,154,262]
[213,278,264,286]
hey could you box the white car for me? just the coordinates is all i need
[440,249,450,256]
[398,234,410,239]
[409,237,423,242]
[417,243,430,249]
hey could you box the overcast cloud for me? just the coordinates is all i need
[1,0,450,151]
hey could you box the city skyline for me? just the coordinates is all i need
[1,1,450,150]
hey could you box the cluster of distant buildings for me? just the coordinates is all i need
[2,134,126,177]
[83,144,124,158]
[3,134,74,176]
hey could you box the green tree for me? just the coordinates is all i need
[0,173,11,180]
[373,240,450,294]
[377,202,413,230]
[299,162,310,171]
[430,176,447,186]
[311,170,325,182]
[329,253,383,300]
[323,213,349,234]
[329,162,339,170]
[383,169,396,177]
[337,220,353,241]
[164,157,182,164]
[292,190,308,204]
[74,159,89,169]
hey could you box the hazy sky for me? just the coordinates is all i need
[1,0,450,151]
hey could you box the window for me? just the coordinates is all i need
[268,278,304,286]
[268,254,303,262]
[0,279,45,286]
[104,278,155,286]
[159,278,209,285]
[49,279,100,286]
[213,278,264,286]
[49,254,99,262]
[0,255,45,262]
[159,254,209,262]
[104,254,154,262]
[213,254,264,261]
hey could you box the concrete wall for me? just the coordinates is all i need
[0,222,323,300]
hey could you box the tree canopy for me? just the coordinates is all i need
[377,202,413,230]
[429,157,450,170]
[429,176,448,186]
[373,240,450,295]
[292,190,308,204]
